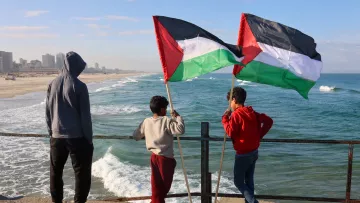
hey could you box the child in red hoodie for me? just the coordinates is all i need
[222,87,273,203]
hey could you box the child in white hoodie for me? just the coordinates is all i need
[133,95,185,203]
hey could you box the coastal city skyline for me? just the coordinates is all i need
[0,50,106,73]
[0,0,359,73]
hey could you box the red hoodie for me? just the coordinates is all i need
[222,106,273,155]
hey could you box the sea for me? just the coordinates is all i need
[0,73,359,203]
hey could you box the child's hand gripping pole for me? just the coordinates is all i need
[165,82,193,203]
[214,75,236,203]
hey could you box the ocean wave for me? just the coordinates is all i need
[319,86,360,94]
[122,77,138,84]
[0,103,47,132]
[92,148,239,203]
[40,98,46,105]
[237,79,251,83]
[111,83,125,88]
[0,137,53,197]
[94,77,138,93]
[92,148,150,202]
[95,86,113,93]
[0,137,101,200]
[91,105,143,116]
[319,86,336,92]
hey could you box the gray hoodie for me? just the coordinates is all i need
[45,52,93,143]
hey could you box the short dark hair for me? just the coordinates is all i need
[227,87,247,104]
[150,96,169,114]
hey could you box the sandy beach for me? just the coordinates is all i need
[0,73,144,98]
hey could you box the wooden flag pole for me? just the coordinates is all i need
[214,75,236,203]
[165,82,193,203]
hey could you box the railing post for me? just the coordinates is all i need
[346,144,354,203]
[201,122,211,203]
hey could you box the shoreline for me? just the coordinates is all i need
[0,72,152,99]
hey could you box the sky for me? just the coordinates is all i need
[0,0,359,73]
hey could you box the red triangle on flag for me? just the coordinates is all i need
[153,16,184,82]
[233,13,262,75]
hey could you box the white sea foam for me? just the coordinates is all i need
[95,86,113,93]
[122,77,138,83]
[237,79,251,83]
[91,105,142,116]
[94,77,139,93]
[319,86,336,92]
[209,77,215,80]
[92,148,239,203]
[40,98,46,105]
[111,83,125,88]
[0,103,46,133]
[92,148,150,202]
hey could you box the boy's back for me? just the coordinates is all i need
[222,87,273,203]
[222,106,272,155]
[133,95,185,203]
[133,116,184,158]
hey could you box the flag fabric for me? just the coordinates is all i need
[153,16,244,82]
[233,13,322,99]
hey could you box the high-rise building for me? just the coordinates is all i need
[29,60,42,69]
[95,62,99,70]
[19,58,27,68]
[55,53,65,69]
[42,54,55,68]
[0,57,3,73]
[0,51,13,73]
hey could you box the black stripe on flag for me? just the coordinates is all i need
[245,14,321,61]
[155,16,243,58]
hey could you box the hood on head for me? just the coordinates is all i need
[63,51,86,77]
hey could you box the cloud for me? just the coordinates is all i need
[0,26,48,31]
[77,34,85,37]
[0,33,58,39]
[317,42,360,73]
[86,24,110,29]
[73,17,101,21]
[96,32,108,37]
[105,15,139,22]
[119,30,153,35]
[25,10,49,17]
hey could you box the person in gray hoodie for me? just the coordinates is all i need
[46,51,93,203]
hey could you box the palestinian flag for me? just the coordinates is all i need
[153,16,244,82]
[234,13,322,99]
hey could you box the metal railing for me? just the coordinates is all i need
[1,122,359,203]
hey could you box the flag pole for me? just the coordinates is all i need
[214,74,236,203]
[165,82,193,203]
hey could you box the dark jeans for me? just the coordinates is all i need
[50,137,94,203]
[234,150,259,203]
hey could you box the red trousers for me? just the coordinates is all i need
[150,153,176,203]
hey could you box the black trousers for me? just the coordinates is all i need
[50,137,94,203]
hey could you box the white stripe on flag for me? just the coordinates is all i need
[257,42,322,81]
[177,37,243,62]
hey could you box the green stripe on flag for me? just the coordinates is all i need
[169,49,241,82]
[236,60,316,99]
